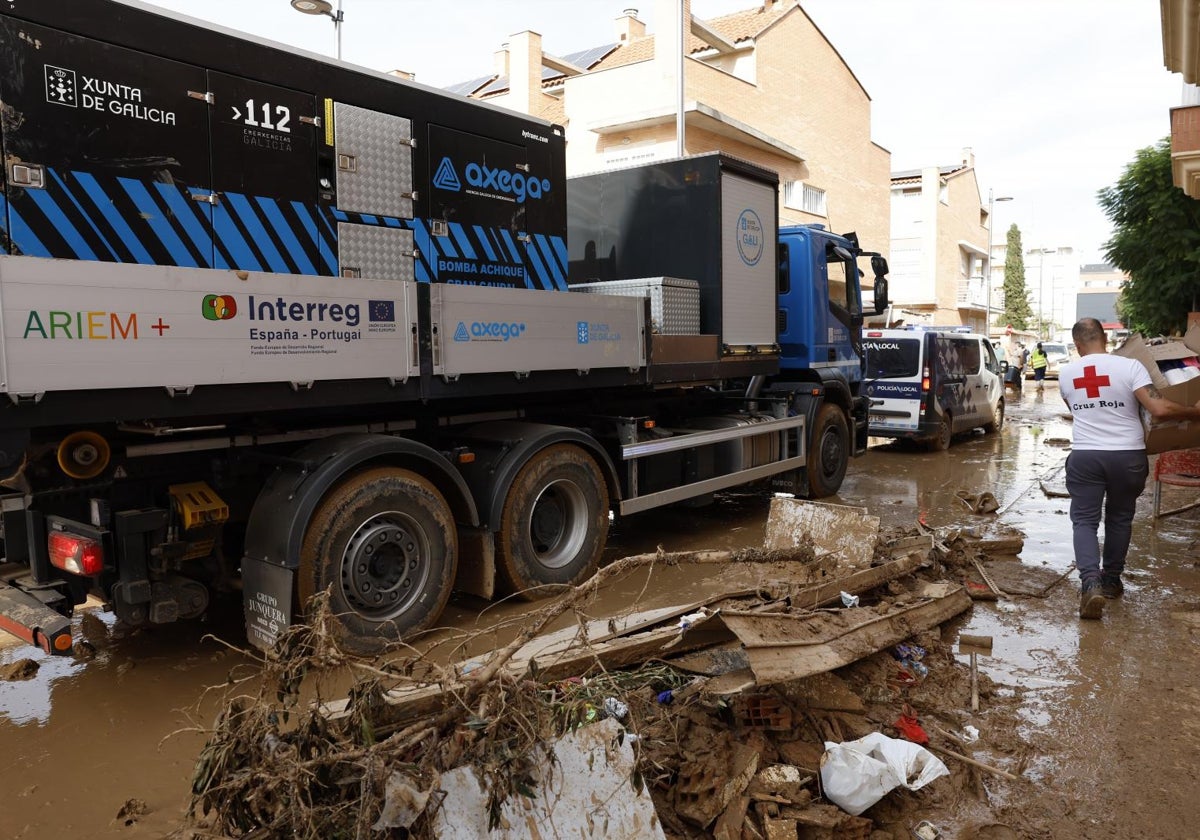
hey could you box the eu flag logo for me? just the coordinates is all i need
[369,300,395,322]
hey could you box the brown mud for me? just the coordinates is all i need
[3,386,1200,838]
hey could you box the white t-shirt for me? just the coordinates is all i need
[1059,353,1152,450]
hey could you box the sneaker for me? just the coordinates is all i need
[1079,581,1105,619]
[1100,575,1124,599]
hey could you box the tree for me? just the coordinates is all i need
[1099,137,1200,335]
[1001,223,1033,330]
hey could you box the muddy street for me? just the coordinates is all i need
[4,385,1200,838]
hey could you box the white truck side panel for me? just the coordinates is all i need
[0,256,417,395]
[431,284,645,378]
[721,174,778,347]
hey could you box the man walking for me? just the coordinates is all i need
[1060,318,1200,619]
[1030,342,1048,392]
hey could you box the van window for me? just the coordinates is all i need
[936,336,980,377]
[983,340,1001,374]
[864,337,921,378]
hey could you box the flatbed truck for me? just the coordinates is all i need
[0,0,887,654]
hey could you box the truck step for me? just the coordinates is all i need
[0,583,73,655]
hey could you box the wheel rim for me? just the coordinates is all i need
[940,416,951,447]
[340,511,431,620]
[819,425,844,479]
[527,478,589,570]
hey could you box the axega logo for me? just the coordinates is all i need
[432,156,551,203]
[453,320,526,342]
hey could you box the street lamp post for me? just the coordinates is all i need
[1038,247,1047,339]
[985,189,1013,334]
[290,0,344,60]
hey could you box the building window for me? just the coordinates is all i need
[784,182,826,216]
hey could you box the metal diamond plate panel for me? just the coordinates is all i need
[338,223,415,282]
[334,102,413,219]
[572,277,700,335]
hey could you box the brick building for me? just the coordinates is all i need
[888,151,991,332]
[448,0,890,254]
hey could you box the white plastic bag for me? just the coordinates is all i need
[819,732,949,816]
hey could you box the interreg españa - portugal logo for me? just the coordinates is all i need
[202,294,238,321]
[736,208,764,267]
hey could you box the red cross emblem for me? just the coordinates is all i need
[1073,365,1110,399]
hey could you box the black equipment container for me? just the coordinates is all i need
[566,153,780,354]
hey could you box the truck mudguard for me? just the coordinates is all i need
[241,433,478,571]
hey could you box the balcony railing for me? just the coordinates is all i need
[956,278,987,309]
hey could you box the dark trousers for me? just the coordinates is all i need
[1064,450,1148,583]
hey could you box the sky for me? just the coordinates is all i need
[139,0,1184,264]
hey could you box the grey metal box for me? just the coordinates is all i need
[570,277,700,335]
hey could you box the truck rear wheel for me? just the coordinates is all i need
[496,444,609,598]
[300,467,457,654]
[808,404,849,498]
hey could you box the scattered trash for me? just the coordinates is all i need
[894,643,929,682]
[656,689,675,705]
[678,608,709,631]
[840,591,860,608]
[956,490,1000,515]
[963,725,980,742]
[819,732,949,816]
[372,773,432,831]
[912,818,943,839]
[894,704,930,745]
[433,719,665,839]
[0,658,39,682]
[114,798,149,827]
[602,696,629,721]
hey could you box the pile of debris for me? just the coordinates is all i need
[185,499,1033,839]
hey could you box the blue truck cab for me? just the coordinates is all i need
[774,224,889,493]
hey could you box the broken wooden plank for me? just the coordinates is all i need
[717,585,971,686]
[885,534,934,558]
[763,498,880,569]
[786,551,926,609]
[974,537,1026,555]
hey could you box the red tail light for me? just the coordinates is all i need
[921,366,931,392]
[866,331,883,337]
[48,532,104,576]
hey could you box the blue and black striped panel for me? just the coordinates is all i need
[325,210,568,290]
[1,170,567,287]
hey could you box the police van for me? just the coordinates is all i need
[862,327,1004,449]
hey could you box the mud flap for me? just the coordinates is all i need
[242,558,294,651]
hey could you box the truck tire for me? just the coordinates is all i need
[808,404,849,498]
[300,467,457,654]
[983,400,1004,434]
[929,412,953,451]
[496,444,609,598]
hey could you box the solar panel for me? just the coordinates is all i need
[477,75,509,96]
[567,43,619,69]
[444,75,494,96]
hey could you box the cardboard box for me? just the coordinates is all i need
[1113,330,1200,454]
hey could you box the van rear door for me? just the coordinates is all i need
[863,335,924,433]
